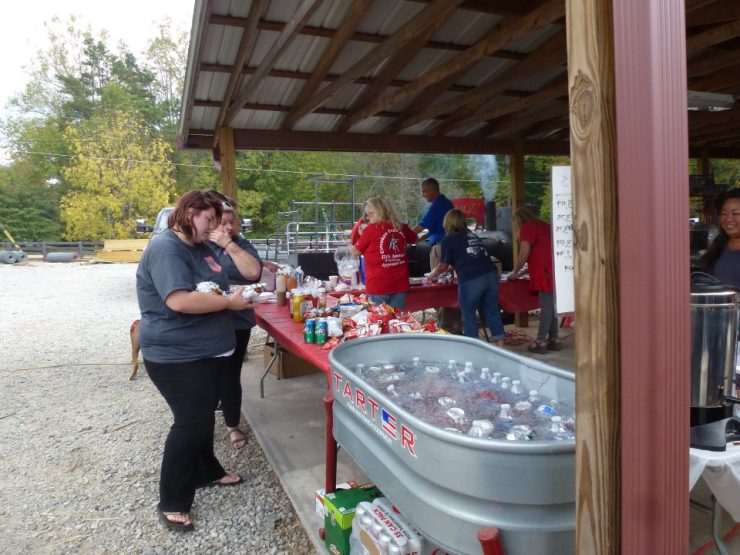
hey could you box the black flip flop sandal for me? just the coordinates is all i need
[212,473,244,487]
[158,509,194,531]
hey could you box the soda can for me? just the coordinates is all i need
[303,318,315,343]
[315,318,328,344]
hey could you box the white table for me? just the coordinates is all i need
[690,443,740,554]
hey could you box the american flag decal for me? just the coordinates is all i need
[381,408,397,439]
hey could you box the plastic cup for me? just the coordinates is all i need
[329,275,339,287]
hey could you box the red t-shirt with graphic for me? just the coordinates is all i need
[519,219,554,292]
[355,221,417,295]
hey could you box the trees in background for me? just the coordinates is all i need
[60,110,175,239]
[0,16,606,241]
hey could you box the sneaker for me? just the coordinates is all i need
[215,400,223,413]
[547,339,562,352]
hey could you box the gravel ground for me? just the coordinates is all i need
[0,260,314,554]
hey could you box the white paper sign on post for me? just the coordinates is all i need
[551,166,575,314]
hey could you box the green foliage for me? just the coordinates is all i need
[60,110,175,239]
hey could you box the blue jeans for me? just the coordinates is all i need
[369,292,407,310]
[458,272,505,341]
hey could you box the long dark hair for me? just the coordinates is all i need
[168,190,223,241]
[699,188,740,272]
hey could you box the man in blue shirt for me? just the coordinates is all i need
[412,177,455,269]
[412,177,461,333]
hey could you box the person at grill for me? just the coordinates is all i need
[411,177,462,333]
[700,188,740,289]
[508,206,560,354]
[136,190,252,532]
[426,209,505,346]
[205,191,263,450]
[349,196,417,309]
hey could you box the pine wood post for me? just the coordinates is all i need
[217,127,237,200]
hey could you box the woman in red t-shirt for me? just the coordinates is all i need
[508,206,560,354]
[350,197,417,309]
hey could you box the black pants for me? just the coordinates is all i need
[145,356,227,513]
[219,328,251,428]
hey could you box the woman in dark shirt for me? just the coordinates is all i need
[206,192,263,450]
[701,189,740,289]
[427,209,505,346]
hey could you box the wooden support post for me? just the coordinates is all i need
[566,3,620,549]
[217,127,237,200]
[510,141,528,327]
[567,0,689,553]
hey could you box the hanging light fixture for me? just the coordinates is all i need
[687,90,735,111]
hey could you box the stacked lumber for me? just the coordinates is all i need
[96,239,148,263]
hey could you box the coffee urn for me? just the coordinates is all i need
[690,273,740,427]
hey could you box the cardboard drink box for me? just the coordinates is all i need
[323,483,383,555]
[262,343,322,378]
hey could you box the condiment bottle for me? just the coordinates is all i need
[291,289,304,322]
[317,287,327,309]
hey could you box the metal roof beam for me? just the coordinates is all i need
[387,30,566,134]
[686,17,740,52]
[213,0,265,141]
[436,73,568,135]
[686,3,740,27]
[335,9,449,133]
[184,128,570,155]
[337,0,565,132]
[224,0,323,126]
[288,0,373,124]
[282,0,465,129]
[209,14,527,60]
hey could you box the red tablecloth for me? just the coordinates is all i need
[254,302,332,377]
[328,280,539,314]
[499,279,540,314]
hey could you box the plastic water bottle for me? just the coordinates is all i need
[491,372,502,387]
[549,415,573,440]
[510,379,524,397]
[536,399,559,420]
[528,390,540,404]
[500,377,511,391]
[480,367,492,381]
[498,403,513,421]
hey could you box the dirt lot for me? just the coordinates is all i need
[0,260,312,554]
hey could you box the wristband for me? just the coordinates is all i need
[224,240,234,249]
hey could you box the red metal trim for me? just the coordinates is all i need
[613,0,690,552]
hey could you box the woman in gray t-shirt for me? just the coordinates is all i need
[136,190,254,532]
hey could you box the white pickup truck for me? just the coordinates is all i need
[139,207,252,236]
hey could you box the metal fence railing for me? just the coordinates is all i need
[0,241,104,258]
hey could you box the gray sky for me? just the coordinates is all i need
[0,0,195,116]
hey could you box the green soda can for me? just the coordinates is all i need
[304,318,316,343]
[315,318,328,344]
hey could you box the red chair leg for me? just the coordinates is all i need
[478,527,505,555]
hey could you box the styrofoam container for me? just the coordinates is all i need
[329,334,575,555]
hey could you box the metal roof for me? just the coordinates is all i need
[179,0,740,157]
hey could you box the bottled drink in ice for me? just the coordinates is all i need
[510,379,524,397]
[549,415,573,440]
[480,367,492,381]
[491,372,502,388]
[468,419,494,438]
[528,390,540,404]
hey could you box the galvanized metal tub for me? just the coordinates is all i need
[329,334,575,555]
